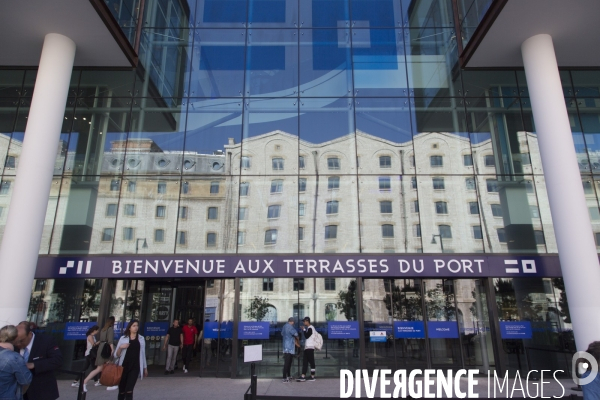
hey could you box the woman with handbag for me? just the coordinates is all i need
[83,316,115,392]
[71,325,100,388]
[114,320,148,400]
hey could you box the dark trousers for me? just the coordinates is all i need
[283,353,294,379]
[76,355,98,382]
[301,349,315,376]
[117,366,139,400]
[182,344,194,368]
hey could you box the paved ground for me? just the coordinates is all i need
[58,374,584,399]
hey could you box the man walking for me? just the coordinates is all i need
[281,317,298,383]
[181,318,198,373]
[12,321,63,400]
[163,319,183,375]
[296,317,316,382]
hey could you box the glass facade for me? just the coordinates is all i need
[1,0,598,379]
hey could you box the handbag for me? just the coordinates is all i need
[100,342,112,359]
[89,344,98,358]
[99,360,123,387]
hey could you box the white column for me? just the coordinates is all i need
[0,33,75,325]
[522,34,600,351]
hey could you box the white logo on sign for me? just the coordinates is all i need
[504,260,536,274]
[59,261,92,275]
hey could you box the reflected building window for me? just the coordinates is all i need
[469,202,479,215]
[156,205,166,218]
[299,156,306,169]
[484,154,495,167]
[382,224,394,238]
[238,231,246,246]
[208,207,218,220]
[595,233,600,246]
[240,182,250,196]
[430,155,443,167]
[379,156,391,168]
[298,227,304,240]
[432,177,445,190]
[182,181,190,194]
[207,232,217,247]
[34,279,46,292]
[530,205,540,218]
[272,157,284,171]
[325,225,338,239]
[379,177,391,191]
[473,225,483,240]
[270,179,283,193]
[110,179,120,191]
[299,178,307,192]
[0,181,11,195]
[265,229,278,244]
[409,155,416,167]
[411,177,417,189]
[534,230,546,245]
[414,224,421,238]
[491,204,503,217]
[380,201,392,214]
[327,157,340,170]
[123,227,134,241]
[102,228,114,242]
[157,181,167,194]
[497,228,507,243]
[177,231,187,246]
[293,303,305,320]
[293,278,305,291]
[439,225,452,238]
[435,201,448,214]
[242,156,251,169]
[267,205,281,219]
[124,204,135,216]
[412,200,419,213]
[4,155,15,169]
[299,203,305,217]
[326,201,339,214]
[106,204,118,217]
[155,229,165,243]
[178,206,188,219]
[583,180,594,194]
[486,179,498,193]
[525,180,534,193]
[263,278,274,291]
[466,177,476,190]
[328,177,340,190]
[463,154,473,166]
[324,278,336,291]
[127,181,136,193]
[210,181,220,194]
[239,207,248,220]
[590,207,600,220]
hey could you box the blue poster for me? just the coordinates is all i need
[328,321,359,339]
[64,322,96,340]
[369,331,388,342]
[238,322,270,339]
[204,321,233,339]
[144,322,169,336]
[427,321,459,339]
[500,321,532,339]
[394,321,425,339]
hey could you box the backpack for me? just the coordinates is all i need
[312,327,323,351]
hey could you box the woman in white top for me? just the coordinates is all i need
[71,325,100,387]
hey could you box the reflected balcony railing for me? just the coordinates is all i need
[456,0,496,49]
[104,0,143,49]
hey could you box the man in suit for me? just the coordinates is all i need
[12,321,63,400]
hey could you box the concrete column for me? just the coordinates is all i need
[522,34,600,350]
[0,33,75,325]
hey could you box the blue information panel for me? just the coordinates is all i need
[394,321,425,339]
[427,321,459,339]
[64,322,96,340]
[500,321,532,339]
[204,322,233,339]
[369,331,387,342]
[144,322,169,336]
[238,322,270,339]
[328,321,359,339]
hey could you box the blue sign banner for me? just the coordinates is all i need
[238,322,270,339]
[144,322,169,336]
[113,322,125,340]
[64,322,96,340]
[428,321,459,339]
[500,321,532,339]
[328,321,359,339]
[369,331,388,342]
[204,322,233,339]
[394,321,425,339]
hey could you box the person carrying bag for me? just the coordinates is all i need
[112,320,148,400]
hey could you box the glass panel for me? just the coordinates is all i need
[0,98,19,176]
[351,0,402,27]
[0,177,15,245]
[355,98,412,146]
[404,0,455,28]
[241,98,298,175]
[461,70,519,98]
[571,71,600,98]
[246,29,298,97]
[248,0,298,28]
[0,70,24,97]
[193,0,248,28]
[300,29,353,97]
[576,98,600,170]
[300,0,350,28]
[189,29,246,97]
[352,29,407,97]
[110,280,145,324]
[125,98,187,175]
[78,70,136,98]
[405,28,460,98]
[39,177,62,254]
[176,177,238,253]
